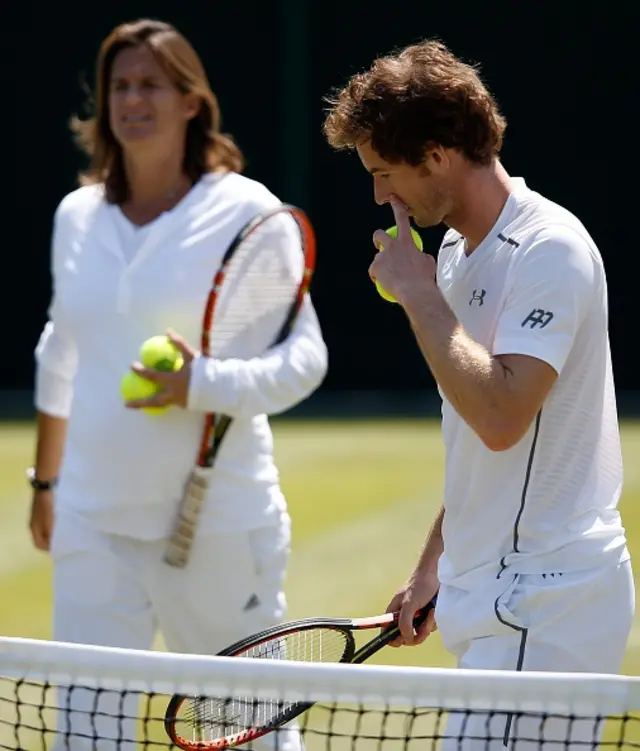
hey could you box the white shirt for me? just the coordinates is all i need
[436,178,629,590]
[34,172,328,539]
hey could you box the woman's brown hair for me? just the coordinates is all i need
[72,19,244,203]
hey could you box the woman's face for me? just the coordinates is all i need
[108,44,198,153]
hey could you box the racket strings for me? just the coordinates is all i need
[175,628,353,742]
[209,217,304,361]
[238,627,353,662]
[175,695,288,743]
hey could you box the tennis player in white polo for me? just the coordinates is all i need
[29,19,325,751]
[323,39,634,748]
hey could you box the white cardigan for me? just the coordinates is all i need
[34,172,328,539]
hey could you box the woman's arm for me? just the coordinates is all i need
[186,294,327,418]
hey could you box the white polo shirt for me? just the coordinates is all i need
[435,178,629,590]
[34,172,328,539]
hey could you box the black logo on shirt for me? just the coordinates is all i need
[521,309,554,329]
[244,593,261,611]
[469,289,486,306]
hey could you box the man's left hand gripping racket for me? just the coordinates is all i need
[163,204,316,569]
[164,597,437,750]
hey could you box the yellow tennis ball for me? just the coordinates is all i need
[120,371,168,416]
[140,335,183,372]
[373,225,424,303]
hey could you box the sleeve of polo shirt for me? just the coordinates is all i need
[492,226,596,376]
[34,205,79,418]
[186,210,328,418]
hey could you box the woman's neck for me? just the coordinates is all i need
[121,149,193,225]
[127,149,190,200]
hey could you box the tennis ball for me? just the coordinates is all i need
[373,225,424,303]
[139,335,183,373]
[120,371,168,416]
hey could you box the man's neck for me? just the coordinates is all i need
[447,160,515,254]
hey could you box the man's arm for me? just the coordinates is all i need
[402,294,558,451]
[373,221,595,452]
[411,505,444,577]
[387,506,443,646]
[370,199,595,452]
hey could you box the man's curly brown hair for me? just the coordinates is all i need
[323,40,506,167]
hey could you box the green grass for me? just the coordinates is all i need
[0,418,638,749]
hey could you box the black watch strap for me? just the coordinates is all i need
[26,467,57,491]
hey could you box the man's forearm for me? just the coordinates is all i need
[402,287,514,444]
[34,411,68,481]
[414,506,444,576]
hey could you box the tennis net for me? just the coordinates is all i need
[0,636,639,750]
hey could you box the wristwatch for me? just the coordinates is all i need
[26,467,58,491]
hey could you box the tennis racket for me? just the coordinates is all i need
[164,597,437,750]
[163,204,316,569]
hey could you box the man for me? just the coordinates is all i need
[323,40,634,747]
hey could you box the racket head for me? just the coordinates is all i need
[205,205,315,358]
[164,603,437,750]
[165,693,312,750]
[164,622,356,750]
[196,204,316,469]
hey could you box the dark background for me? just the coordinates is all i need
[3,1,634,415]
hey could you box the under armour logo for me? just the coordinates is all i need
[469,289,486,306]
[243,593,261,611]
[521,309,554,329]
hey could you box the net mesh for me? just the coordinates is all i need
[1,636,639,750]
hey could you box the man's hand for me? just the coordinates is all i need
[370,198,438,307]
[125,330,197,410]
[29,490,54,552]
[386,570,440,647]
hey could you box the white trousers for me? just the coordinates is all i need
[49,509,303,751]
[437,560,635,750]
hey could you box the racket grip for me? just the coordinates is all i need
[163,467,209,569]
[413,595,438,627]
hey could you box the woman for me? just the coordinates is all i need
[29,18,326,750]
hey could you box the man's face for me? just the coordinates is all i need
[357,140,454,229]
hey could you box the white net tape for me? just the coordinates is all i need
[1,637,639,750]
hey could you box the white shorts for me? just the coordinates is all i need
[436,560,635,749]
[49,509,302,751]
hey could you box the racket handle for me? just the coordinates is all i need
[412,595,438,628]
[163,467,209,568]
